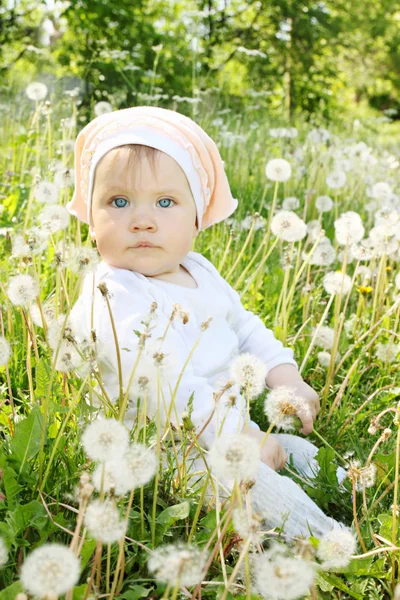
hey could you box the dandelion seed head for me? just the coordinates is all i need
[317,351,331,368]
[232,508,263,545]
[208,433,260,482]
[35,179,59,205]
[92,457,134,496]
[20,543,80,597]
[334,211,364,245]
[265,158,292,182]
[54,339,83,372]
[84,498,127,544]
[26,82,48,101]
[7,274,39,307]
[254,543,317,599]
[230,353,267,399]
[315,195,333,212]
[82,418,130,462]
[68,246,100,276]
[29,301,56,328]
[282,196,300,211]
[375,342,399,363]
[271,211,307,242]
[147,542,207,587]
[313,325,335,350]
[264,386,310,431]
[323,271,352,295]
[38,204,70,233]
[317,528,356,570]
[124,443,158,487]
[326,170,346,189]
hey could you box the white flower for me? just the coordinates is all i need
[304,240,336,266]
[375,342,399,363]
[54,166,75,189]
[94,101,113,116]
[355,265,372,282]
[264,386,310,432]
[29,301,56,328]
[271,211,307,242]
[0,536,8,566]
[0,336,11,366]
[38,204,70,233]
[20,543,80,597]
[334,211,364,246]
[208,433,260,482]
[230,353,267,399]
[7,274,39,307]
[371,181,392,202]
[315,195,333,212]
[147,543,207,587]
[54,339,83,372]
[84,498,127,543]
[11,230,49,258]
[395,273,400,290]
[26,82,48,101]
[47,314,76,351]
[232,508,262,545]
[35,180,59,205]
[282,196,300,211]
[326,171,346,189]
[306,219,322,242]
[82,418,130,462]
[68,246,100,276]
[374,208,399,228]
[124,443,158,487]
[350,242,373,261]
[323,271,352,295]
[265,158,292,182]
[317,528,356,570]
[346,460,377,491]
[313,325,335,350]
[253,542,317,599]
[317,352,331,368]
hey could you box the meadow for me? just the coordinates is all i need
[1,83,400,599]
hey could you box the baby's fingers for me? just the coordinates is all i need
[297,407,314,435]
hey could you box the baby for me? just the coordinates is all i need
[67,106,349,540]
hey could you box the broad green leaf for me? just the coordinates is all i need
[120,586,153,600]
[10,408,44,474]
[317,572,363,599]
[0,582,24,600]
[34,356,52,398]
[156,500,190,527]
[3,466,22,509]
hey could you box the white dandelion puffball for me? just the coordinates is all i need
[84,498,127,544]
[265,158,292,182]
[371,181,392,202]
[307,128,331,145]
[334,211,365,246]
[317,351,331,368]
[81,418,130,462]
[0,336,11,366]
[323,271,352,295]
[271,210,307,242]
[124,442,158,487]
[29,301,56,328]
[317,528,356,570]
[253,543,317,599]
[147,542,207,587]
[54,340,83,373]
[230,353,267,399]
[313,325,335,350]
[282,196,300,211]
[35,180,59,205]
[26,82,48,101]
[0,536,8,566]
[68,246,101,276]
[395,272,400,290]
[38,204,70,233]
[304,241,336,266]
[315,195,333,213]
[7,274,39,307]
[92,458,133,496]
[232,508,262,545]
[20,543,80,597]
[208,433,260,482]
[94,101,113,116]
[264,386,311,432]
[375,342,400,363]
[326,170,346,189]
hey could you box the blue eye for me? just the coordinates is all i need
[111,197,128,208]
[110,197,175,208]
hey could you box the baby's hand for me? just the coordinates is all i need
[242,427,287,471]
[288,380,320,435]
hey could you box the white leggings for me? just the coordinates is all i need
[179,432,350,541]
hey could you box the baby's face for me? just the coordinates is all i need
[90,148,198,276]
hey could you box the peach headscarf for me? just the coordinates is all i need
[66,105,238,231]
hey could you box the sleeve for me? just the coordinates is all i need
[195,255,298,376]
[70,273,246,450]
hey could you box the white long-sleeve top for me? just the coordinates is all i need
[69,250,298,448]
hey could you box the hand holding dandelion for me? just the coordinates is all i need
[265,364,320,435]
